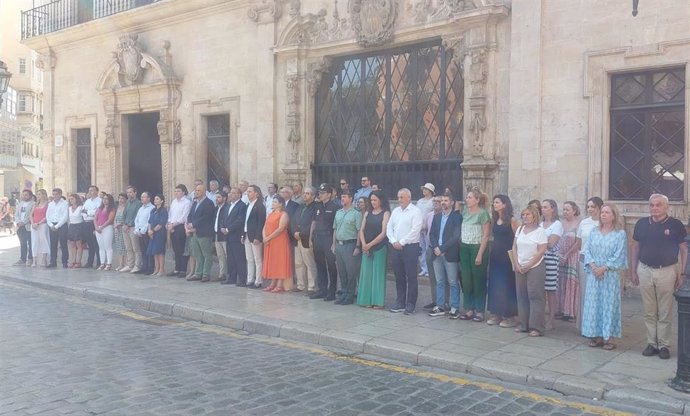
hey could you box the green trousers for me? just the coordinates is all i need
[459,243,488,312]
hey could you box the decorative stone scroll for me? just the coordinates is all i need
[248,0,281,23]
[307,57,332,97]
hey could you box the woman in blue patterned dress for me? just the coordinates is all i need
[581,202,627,350]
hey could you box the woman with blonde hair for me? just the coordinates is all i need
[512,204,548,337]
[541,199,563,330]
[556,201,581,322]
[30,189,51,267]
[581,202,627,350]
[459,187,491,322]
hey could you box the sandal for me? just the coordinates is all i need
[486,316,501,326]
[270,287,285,293]
[262,285,276,292]
[472,313,485,323]
[602,343,616,351]
[588,339,604,348]
[528,330,543,337]
[105,265,112,271]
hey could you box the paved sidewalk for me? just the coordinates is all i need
[1,236,688,414]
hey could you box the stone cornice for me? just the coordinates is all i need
[22,0,250,54]
[273,4,509,55]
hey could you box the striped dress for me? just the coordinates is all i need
[541,220,563,292]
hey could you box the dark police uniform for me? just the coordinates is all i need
[311,185,338,300]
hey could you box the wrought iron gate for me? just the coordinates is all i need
[76,128,91,192]
[313,40,464,198]
[207,114,230,186]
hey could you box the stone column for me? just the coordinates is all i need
[443,31,499,199]
[157,110,174,200]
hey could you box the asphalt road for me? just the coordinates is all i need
[0,282,646,416]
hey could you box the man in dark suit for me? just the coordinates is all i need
[212,191,230,282]
[244,185,266,289]
[186,184,216,282]
[428,194,463,318]
[221,187,247,286]
[280,186,300,291]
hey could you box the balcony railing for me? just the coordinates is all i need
[21,0,158,40]
[0,129,21,170]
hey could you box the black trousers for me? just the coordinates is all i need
[225,235,247,284]
[49,224,68,266]
[313,233,337,297]
[17,227,32,262]
[84,222,100,267]
[171,224,189,272]
[391,243,420,311]
[139,235,153,274]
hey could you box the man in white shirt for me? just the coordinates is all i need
[46,188,69,268]
[264,182,278,213]
[132,192,154,274]
[82,185,102,269]
[166,184,192,276]
[239,179,250,204]
[207,180,220,206]
[212,191,229,281]
[386,188,423,315]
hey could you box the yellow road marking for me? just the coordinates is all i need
[2,282,633,416]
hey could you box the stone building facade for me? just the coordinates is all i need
[19,0,690,219]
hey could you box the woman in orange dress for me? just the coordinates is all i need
[262,196,292,293]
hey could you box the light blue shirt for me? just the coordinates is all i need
[438,212,450,246]
[134,203,154,234]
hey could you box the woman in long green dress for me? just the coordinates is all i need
[357,190,390,308]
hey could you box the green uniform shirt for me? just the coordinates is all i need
[333,207,362,241]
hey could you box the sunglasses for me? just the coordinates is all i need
[340,183,347,185]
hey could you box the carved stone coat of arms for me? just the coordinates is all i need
[117,34,144,85]
[349,0,397,47]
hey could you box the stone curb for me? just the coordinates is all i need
[1,275,686,415]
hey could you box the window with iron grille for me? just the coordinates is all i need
[609,68,686,201]
[314,41,464,198]
[206,114,230,187]
[75,128,91,193]
[18,58,26,74]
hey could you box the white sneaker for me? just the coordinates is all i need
[130,267,141,273]
[119,266,131,273]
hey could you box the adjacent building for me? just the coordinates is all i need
[0,0,45,197]
[17,0,690,221]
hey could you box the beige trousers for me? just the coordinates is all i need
[294,240,317,291]
[637,263,677,348]
[214,240,227,278]
[123,228,142,269]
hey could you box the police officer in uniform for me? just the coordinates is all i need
[310,183,339,301]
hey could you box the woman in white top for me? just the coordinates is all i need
[416,183,435,277]
[541,199,563,330]
[512,205,548,337]
[575,196,603,331]
[66,194,85,268]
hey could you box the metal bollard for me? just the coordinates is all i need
[669,242,690,393]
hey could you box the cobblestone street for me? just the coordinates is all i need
[0,282,652,416]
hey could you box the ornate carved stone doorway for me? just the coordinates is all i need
[97,34,181,197]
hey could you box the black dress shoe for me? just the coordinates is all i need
[309,292,325,300]
[249,284,262,289]
[220,281,232,285]
[324,295,336,301]
[46,264,57,268]
[659,347,671,359]
[340,300,354,305]
[642,344,659,356]
[166,271,179,277]
[236,283,247,287]
[334,298,343,305]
